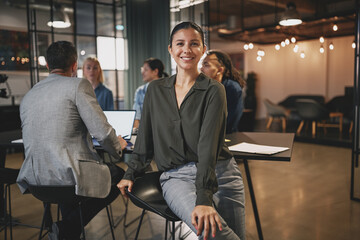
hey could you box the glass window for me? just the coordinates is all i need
[54,34,74,43]
[103,70,116,95]
[77,36,96,68]
[0,30,30,71]
[97,36,116,70]
[116,38,126,70]
[97,4,114,36]
[31,4,51,32]
[36,33,51,72]
[76,1,95,35]
[115,6,125,38]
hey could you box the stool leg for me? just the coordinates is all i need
[172,221,175,240]
[4,184,8,240]
[39,204,50,240]
[7,184,13,240]
[164,219,168,240]
[105,206,115,240]
[78,202,86,240]
[134,209,146,240]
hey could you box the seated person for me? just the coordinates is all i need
[118,22,245,240]
[133,58,168,129]
[17,41,127,240]
[201,50,246,133]
[83,57,114,110]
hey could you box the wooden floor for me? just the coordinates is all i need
[2,140,360,239]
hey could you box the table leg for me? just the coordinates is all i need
[243,159,264,240]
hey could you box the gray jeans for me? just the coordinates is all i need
[160,158,245,240]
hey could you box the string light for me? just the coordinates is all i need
[285,38,290,45]
[319,36,325,43]
[275,44,280,50]
[291,37,296,43]
[248,43,254,49]
[244,43,249,50]
[256,56,262,62]
[281,41,286,47]
[300,51,305,58]
[333,24,338,31]
[329,42,334,50]
[352,41,356,49]
[257,49,265,57]
[320,45,325,53]
[293,44,299,53]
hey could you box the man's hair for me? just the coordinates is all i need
[46,41,77,71]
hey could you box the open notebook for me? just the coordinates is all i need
[92,110,136,147]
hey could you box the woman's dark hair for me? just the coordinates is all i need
[206,50,246,88]
[46,41,77,71]
[169,21,205,47]
[144,58,169,77]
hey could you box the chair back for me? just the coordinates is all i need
[126,171,180,222]
[295,99,329,120]
[263,99,287,117]
[27,184,82,205]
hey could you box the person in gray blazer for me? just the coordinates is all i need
[17,41,127,240]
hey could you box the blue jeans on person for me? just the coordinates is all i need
[160,158,245,240]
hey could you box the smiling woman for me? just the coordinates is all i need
[118,22,245,240]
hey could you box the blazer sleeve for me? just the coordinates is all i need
[76,79,122,160]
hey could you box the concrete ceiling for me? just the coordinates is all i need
[209,0,357,44]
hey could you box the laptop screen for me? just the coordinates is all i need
[103,110,136,141]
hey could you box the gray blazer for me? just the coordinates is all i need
[17,74,122,198]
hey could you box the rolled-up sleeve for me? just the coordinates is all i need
[196,85,227,206]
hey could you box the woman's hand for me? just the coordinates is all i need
[117,179,133,198]
[117,135,128,150]
[191,205,223,240]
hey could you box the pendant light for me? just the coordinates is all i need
[279,2,302,26]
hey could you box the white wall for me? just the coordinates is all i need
[211,35,355,119]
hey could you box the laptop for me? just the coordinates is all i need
[92,110,136,147]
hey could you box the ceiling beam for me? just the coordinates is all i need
[248,0,316,14]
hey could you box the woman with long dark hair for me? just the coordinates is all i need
[201,50,245,133]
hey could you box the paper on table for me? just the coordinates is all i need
[229,142,289,155]
[11,139,23,143]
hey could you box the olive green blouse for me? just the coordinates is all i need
[123,73,233,206]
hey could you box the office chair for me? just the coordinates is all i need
[0,168,20,240]
[27,184,115,240]
[125,171,181,240]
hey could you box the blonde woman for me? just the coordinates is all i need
[83,57,114,110]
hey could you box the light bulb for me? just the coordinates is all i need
[320,45,324,53]
[256,56,262,62]
[275,44,280,50]
[291,37,296,43]
[257,49,265,57]
[352,41,356,49]
[293,44,299,53]
[285,38,290,45]
[333,24,338,31]
[244,44,249,50]
[319,36,325,43]
[329,42,334,50]
[281,41,286,47]
[248,43,254,49]
[300,51,305,58]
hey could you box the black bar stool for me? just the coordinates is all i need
[0,168,20,240]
